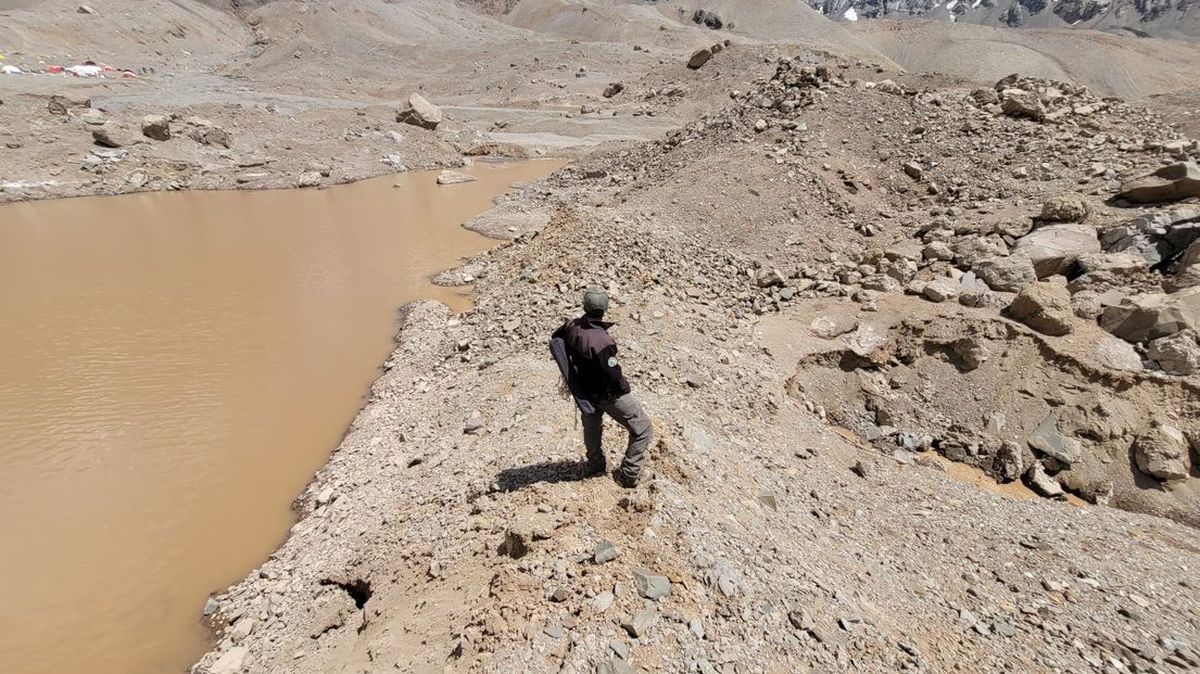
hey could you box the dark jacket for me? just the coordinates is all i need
[553,314,631,403]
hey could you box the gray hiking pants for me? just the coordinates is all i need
[582,393,652,483]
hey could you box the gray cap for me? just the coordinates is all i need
[582,287,609,315]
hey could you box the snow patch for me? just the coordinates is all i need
[843,7,859,21]
[946,0,958,8]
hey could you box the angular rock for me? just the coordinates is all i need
[1007,281,1074,336]
[687,48,713,70]
[297,171,322,188]
[621,607,659,638]
[1168,240,1200,292]
[594,541,620,564]
[1116,162,1200,204]
[922,278,960,303]
[91,125,129,148]
[438,170,477,185]
[756,268,785,288]
[632,568,671,600]
[1012,224,1100,278]
[952,235,1009,267]
[1026,412,1082,466]
[1134,423,1190,482]
[591,591,615,612]
[1076,252,1147,276]
[902,161,924,181]
[1100,288,1200,342]
[1024,461,1065,499]
[1147,329,1200,375]
[141,115,171,141]
[190,124,231,148]
[208,647,249,674]
[973,256,1037,293]
[1039,194,1089,223]
[602,82,624,98]
[396,93,442,130]
[999,89,1045,121]
[464,411,484,434]
[994,441,1024,483]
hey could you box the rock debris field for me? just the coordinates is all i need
[195,55,1200,674]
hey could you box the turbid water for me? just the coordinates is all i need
[0,160,562,674]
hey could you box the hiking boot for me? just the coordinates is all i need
[612,469,638,489]
[582,461,607,478]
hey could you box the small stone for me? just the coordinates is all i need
[632,568,671,600]
[229,617,255,644]
[208,647,249,674]
[621,607,659,638]
[141,115,171,141]
[437,170,476,185]
[548,587,570,602]
[297,171,322,188]
[464,411,484,434]
[594,541,620,564]
[902,161,924,181]
[1039,194,1089,223]
[591,591,615,612]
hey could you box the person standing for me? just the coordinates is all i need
[551,288,652,487]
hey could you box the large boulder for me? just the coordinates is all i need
[1146,329,1200,375]
[999,89,1045,121]
[1134,423,1191,482]
[972,256,1037,292]
[1011,224,1099,278]
[1006,281,1074,336]
[396,93,442,130]
[1116,162,1200,204]
[1100,287,1200,343]
[1039,194,1089,223]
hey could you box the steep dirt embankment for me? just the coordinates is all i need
[195,55,1200,674]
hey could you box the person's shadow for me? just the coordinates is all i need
[495,459,593,492]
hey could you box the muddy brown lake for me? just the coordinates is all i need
[0,160,561,674]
